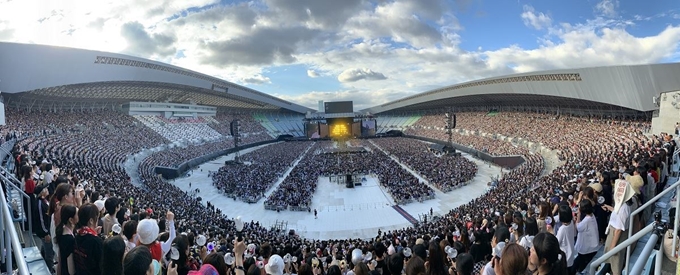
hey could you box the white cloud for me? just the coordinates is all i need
[242,74,271,85]
[337,68,388,83]
[521,5,552,30]
[595,0,619,18]
[307,69,320,78]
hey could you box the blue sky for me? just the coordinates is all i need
[0,0,679,110]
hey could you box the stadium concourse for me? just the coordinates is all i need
[168,141,500,240]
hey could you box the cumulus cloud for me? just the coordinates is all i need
[307,69,320,78]
[521,5,552,30]
[595,0,619,18]
[200,26,320,66]
[242,74,271,85]
[337,68,388,83]
[120,21,177,57]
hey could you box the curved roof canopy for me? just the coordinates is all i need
[364,63,680,114]
[0,42,313,113]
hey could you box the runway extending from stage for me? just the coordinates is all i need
[169,142,502,240]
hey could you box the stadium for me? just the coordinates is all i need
[1,42,679,275]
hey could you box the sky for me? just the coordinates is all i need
[0,0,679,111]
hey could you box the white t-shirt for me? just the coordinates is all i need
[519,235,534,250]
[482,261,495,275]
[556,222,576,267]
[609,203,631,231]
[575,215,600,254]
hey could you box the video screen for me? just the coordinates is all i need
[324,101,353,114]
[319,124,329,138]
[305,122,320,138]
[361,120,376,136]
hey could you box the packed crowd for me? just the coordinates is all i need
[211,142,312,203]
[407,115,529,156]
[4,108,678,275]
[263,140,436,210]
[371,138,477,192]
[209,113,268,136]
[134,115,223,143]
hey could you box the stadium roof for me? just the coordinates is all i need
[0,42,313,113]
[363,63,680,114]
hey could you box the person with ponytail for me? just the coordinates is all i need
[528,233,567,275]
[73,204,103,275]
[49,183,77,274]
[56,205,78,275]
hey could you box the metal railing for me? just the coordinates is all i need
[587,223,655,275]
[0,165,34,247]
[1,172,30,274]
[624,178,680,275]
[587,178,680,274]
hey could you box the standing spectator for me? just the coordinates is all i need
[555,205,575,274]
[102,236,126,275]
[56,205,78,275]
[33,185,53,272]
[573,200,599,274]
[123,246,156,275]
[602,180,636,275]
[74,204,104,275]
[519,218,539,250]
[103,197,121,236]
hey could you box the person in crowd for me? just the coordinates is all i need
[529,233,568,275]
[520,218,539,251]
[536,202,549,233]
[73,203,104,275]
[602,180,637,275]
[102,236,126,275]
[493,243,528,275]
[55,204,78,275]
[573,199,599,274]
[122,220,138,253]
[424,239,447,275]
[191,252,228,275]
[123,246,156,275]
[136,211,176,262]
[452,253,473,275]
[103,197,121,236]
[33,184,54,272]
[167,235,194,275]
[482,226,510,275]
[49,183,78,273]
[554,205,575,274]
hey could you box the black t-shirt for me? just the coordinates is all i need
[74,233,103,275]
[469,243,490,263]
[59,234,75,275]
